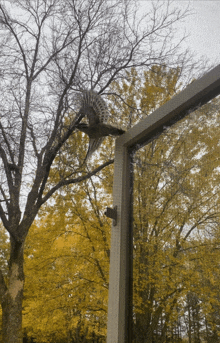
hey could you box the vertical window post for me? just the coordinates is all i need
[107,64,220,343]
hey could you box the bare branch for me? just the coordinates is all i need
[40,159,114,206]
[0,4,29,78]
[0,121,15,164]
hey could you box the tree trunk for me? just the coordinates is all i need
[1,237,24,343]
[188,304,192,343]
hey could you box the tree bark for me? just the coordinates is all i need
[1,237,24,343]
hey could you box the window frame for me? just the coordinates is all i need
[106,64,220,343]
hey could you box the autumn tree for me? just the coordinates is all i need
[0,0,207,340]
[132,97,220,342]
[23,172,112,342]
[3,65,218,342]
[108,67,220,342]
[20,127,114,342]
[21,66,183,342]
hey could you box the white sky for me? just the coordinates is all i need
[140,0,220,66]
[177,0,220,65]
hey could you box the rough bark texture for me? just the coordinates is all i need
[1,238,24,343]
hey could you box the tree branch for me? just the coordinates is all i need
[0,5,29,78]
[40,159,114,206]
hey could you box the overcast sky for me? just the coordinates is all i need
[140,0,220,67]
[177,0,219,65]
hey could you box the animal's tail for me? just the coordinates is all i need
[85,137,105,160]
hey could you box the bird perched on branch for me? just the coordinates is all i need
[76,90,125,160]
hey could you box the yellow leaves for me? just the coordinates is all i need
[140,65,181,114]
[20,67,220,341]
[125,72,220,336]
[53,236,66,249]
[23,169,111,341]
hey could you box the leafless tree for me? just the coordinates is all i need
[0,0,200,341]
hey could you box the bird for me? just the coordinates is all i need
[76,90,125,160]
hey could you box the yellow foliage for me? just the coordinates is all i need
[19,66,220,342]
[23,168,111,341]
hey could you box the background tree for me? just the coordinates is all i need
[0,0,208,341]
[20,66,183,343]
[134,95,220,342]
[23,172,112,342]
[5,66,218,343]
[108,67,220,342]
[21,129,113,342]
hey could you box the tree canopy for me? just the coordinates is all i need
[0,65,217,342]
[0,0,211,341]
